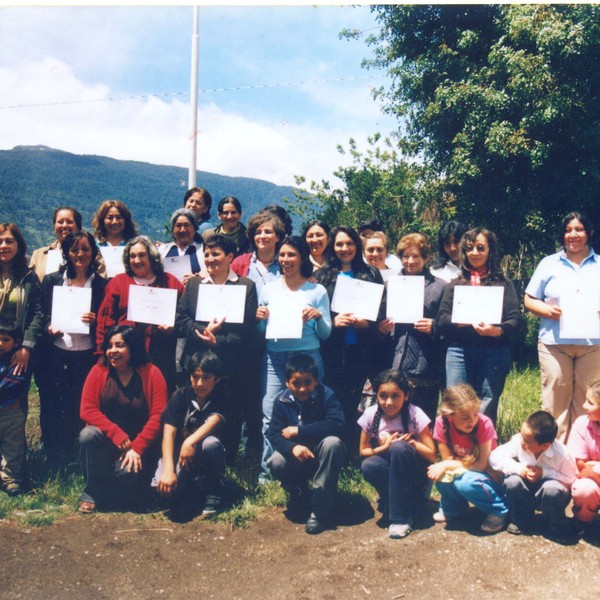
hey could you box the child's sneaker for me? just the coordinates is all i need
[201,495,221,518]
[3,482,23,497]
[481,513,506,533]
[432,510,446,523]
[388,523,412,539]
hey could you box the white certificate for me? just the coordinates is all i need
[127,285,178,327]
[386,275,424,323]
[50,286,92,334]
[265,291,304,339]
[560,289,600,339]
[195,284,247,324]
[331,275,384,322]
[45,248,64,275]
[99,246,125,278]
[451,286,504,325]
[163,254,192,282]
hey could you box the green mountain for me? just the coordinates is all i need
[0,145,300,249]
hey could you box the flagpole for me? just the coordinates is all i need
[189,5,199,188]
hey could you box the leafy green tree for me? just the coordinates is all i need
[358,4,600,261]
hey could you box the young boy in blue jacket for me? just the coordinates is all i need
[267,353,346,534]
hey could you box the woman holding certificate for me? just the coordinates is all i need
[524,211,600,442]
[41,232,107,465]
[176,234,258,461]
[314,226,385,441]
[437,227,524,424]
[92,200,138,248]
[78,325,166,514]
[96,236,184,395]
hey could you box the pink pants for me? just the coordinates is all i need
[571,477,600,522]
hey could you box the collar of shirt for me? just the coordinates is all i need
[62,270,95,288]
[199,269,239,284]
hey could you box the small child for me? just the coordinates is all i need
[567,381,600,530]
[427,384,509,533]
[266,353,346,535]
[0,321,28,496]
[154,350,226,517]
[490,410,576,539]
[358,369,435,539]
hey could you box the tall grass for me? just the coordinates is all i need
[2,365,542,527]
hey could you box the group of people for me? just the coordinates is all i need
[0,190,598,542]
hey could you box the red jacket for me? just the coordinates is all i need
[230,252,253,278]
[80,363,167,455]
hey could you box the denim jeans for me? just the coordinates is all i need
[445,345,511,424]
[260,349,324,479]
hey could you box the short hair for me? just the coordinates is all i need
[396,232,430,261]
[53,206,82,231]
[302,220,330,240]
[204,233,236,256]
[92,200,138,243]
[123,235,164,277]
[101,325,148,368]
[362,231,388,251]
[587,381,600,405]
[246,211,286,253]
[0,319,21,344]
[278,235,313,279]
[559,211,594,247]
[0,223,28,277]
[459,227,503,280]
[61,231,100,279]
[432,219,468,269]
[358,219,384,235]
[170,208,198,233]
[526,410,558,445]
[184,187,213,218]
[263,205,293,236]
[285,353,319,380]
[188,350,223,377]
[218,196,242,214]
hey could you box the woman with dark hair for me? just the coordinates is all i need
[92,200,138,247]
[430,219,468,283]
[524,211,600,442]
[263,204,293,236]
[41,231,107,464]
[78,325,167,513]
[95,236,184,394]
[184,187,214,236]
[303,220,330,271]
[437,227,525,424]
[203,196,251,257]
[257,235,331,482]
[314,226,385,439]
[29,207,82,282]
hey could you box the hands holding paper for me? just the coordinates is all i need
[334,312,368,329]
[473,323,502,337]
[48,311,97,337]
[378,317,432,335]
[301,306,322,322]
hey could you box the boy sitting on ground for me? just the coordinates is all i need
[154,351,226,517]
[267,353,346,534]
[0,321,28,496]
[489,410,576,540]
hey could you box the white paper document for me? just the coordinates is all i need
[265,291,304,339]
[163,254,193,282]
[45,248,64,275]
[195,284,247,324]
[127,285,178,327]
[386,275,424,323]
[560,289,600,339]
[99,246,126,278]
[331,275,384,322]
[50,286,92,334]
[451,286,504,325]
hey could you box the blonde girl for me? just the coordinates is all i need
[567,381,600,527]
[427,384,508,533]
[358,370,435,539]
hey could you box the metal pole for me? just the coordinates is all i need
[189,5,199,188]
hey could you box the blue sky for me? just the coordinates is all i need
[0,5,398,186]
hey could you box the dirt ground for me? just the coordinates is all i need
[2,502,599,600]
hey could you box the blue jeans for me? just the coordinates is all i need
[436,469,508,518]
[260,349,324,479]
[445,345,511,424]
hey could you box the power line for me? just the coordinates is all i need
[0,75,382,110]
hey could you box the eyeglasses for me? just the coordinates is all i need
[465,244,488,253]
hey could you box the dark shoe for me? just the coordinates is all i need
[305,513,327,535]
[200,495,221,518]
[546,523,578,545]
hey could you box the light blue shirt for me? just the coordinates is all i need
[525,249,600,345]
[247,253,281,296]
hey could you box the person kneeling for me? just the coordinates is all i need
[154,351,226,517]
[267,353,346,534]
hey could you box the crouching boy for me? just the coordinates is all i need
[267,353,346,534]
[489,410,576,540]
[154,351,226,517]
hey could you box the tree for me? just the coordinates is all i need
[359,4,600,261]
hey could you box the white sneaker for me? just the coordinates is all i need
[433,510,446,523]
[481,513,506,533]
[388,523,412,539]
